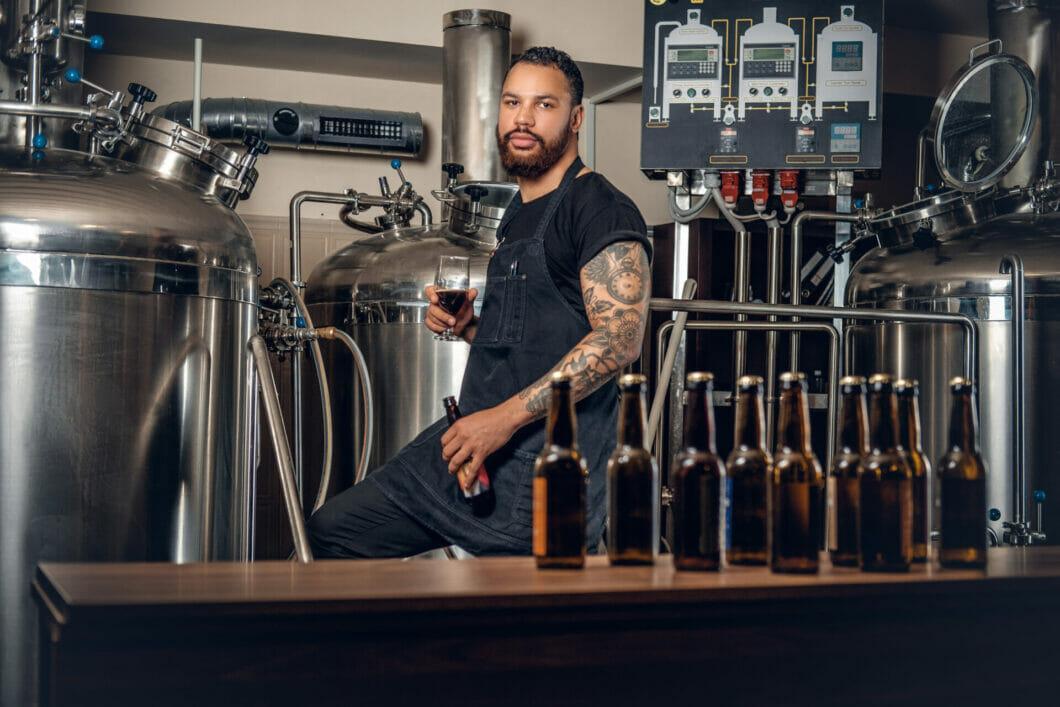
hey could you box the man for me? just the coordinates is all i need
[308,47,652,558]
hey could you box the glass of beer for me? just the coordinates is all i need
[434,255,470,341]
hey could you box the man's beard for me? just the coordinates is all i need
[496,126,573,178]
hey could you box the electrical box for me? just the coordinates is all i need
[641,0,884,176]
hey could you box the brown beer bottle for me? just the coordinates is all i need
[607,374,660,565]
[533,372,588,569]
[896,379,931,563]
[727,375,770,565]
[443,396,496,517]
[858,374,913,572]
[770,372,824,574]
[829,376,867,568]
[938,377,988,569]
[671,372,724,571]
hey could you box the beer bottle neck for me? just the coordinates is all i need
[838,392,866,453]
[617,389,647,449]
[897,394,921,451]
[734,390,765,450]
[547,386,577,449]
[867,391,899,452]
[948,392,979,452]
[776,389,810,453]
[682,387,717,453]
[444,401,460,425]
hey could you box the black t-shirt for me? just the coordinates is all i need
[501,172,651,317]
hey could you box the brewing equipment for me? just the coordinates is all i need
[847,40,1053,544]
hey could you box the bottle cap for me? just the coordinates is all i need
[685,371,714,387]
[839,375,866,394]
[949,376,973,392]
[895,378,920,395]
[736,374,763,392]
[550,371,571,387]
[619,373,648,389]
[779,371,806,389]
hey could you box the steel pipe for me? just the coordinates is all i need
[656,319,839,471]
[650,298,978,383]
[765,221,784,449]
[789,211,864,372]
[249,335,313,563]
[0,99,121,126]
[647,278,697,453]
[1000,253,1026,530]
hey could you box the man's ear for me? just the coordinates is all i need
[570,104,585,134]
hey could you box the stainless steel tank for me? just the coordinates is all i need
[304,183,516,488]
[0,110,261,705]
[846,46,1050,535]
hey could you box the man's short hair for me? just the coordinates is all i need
[508,46,584,106]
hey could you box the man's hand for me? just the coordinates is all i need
[440,401,520,489]
[424,285,478,338]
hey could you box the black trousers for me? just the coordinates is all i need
[307,477,449,559]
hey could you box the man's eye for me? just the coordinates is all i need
[539,102,553,109]
[505,100,518,107]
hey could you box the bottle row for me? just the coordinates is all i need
[532,369,987,573]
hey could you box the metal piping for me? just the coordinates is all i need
[0,100,121,126]
[649,298,978,383]
[249,335,313,563]
[272,278,334,515]
[656,318,840,472]
[646,278,697,452]
[1000,253,1027,531]
[765,220,784,449]
[414,201,433,227]
[914,127,932,198]
[789,211,862,372]
[317,326,375,485]
[712,189,752,383]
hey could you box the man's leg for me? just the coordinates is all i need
[307,477,448,558]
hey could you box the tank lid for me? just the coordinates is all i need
[929,40,1037,192]
[443,9,511,30]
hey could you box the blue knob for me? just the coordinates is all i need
[853,198,865,209]
[50,27,60,38]
[64,68,82,84]
[89,34,104,50]
[295,315,306,328]
[31,149,45,162]
[1035,489,1046,503]
[925,183,937,193]
[32,133,47,149]
[989,508,1002,521]
[390,158,402,169]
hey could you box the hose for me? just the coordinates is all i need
[271,277,334,513]
[668,183,714,223]
[316,326,375,485]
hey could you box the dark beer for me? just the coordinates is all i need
[896,379,931,563]
[442,396,495,517]
[829,376,867,568]
[607,374,660,565]
[727,375,770,565]
[771,372,824,574]
[671,372,724,571]
[938,376,988,569]
[858,374,913,572]
[436,288,469,315]
[534,372,588,569]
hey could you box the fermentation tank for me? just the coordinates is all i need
[305,182,517,488]
[846,43,1056,535]
[0,99,265,705]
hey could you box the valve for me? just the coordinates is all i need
[778,169,799,213]
[31,133,47,149]
[720,171,740,206]
[989,508,1002,522]
[751,170,771,212]
[128,82,157,107]
[390,158,409,190]
[243,133,271,157]
[442,162,464,181]
[51,26,104,50]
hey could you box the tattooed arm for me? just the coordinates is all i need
[515,241,651,416]
[440,240,650,485]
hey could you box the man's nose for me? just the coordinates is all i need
[515,104,534,127]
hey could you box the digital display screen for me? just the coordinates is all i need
[751,46,787,61]
[832,41,863,71]
[675,48,716,62]
[319,117,402,140]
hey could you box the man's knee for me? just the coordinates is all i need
[306,501,346,557]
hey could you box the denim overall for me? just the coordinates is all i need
[370,157,617,555]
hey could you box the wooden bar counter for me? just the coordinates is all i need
[34,548,1060,706]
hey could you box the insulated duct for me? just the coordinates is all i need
[442,9,510,182]
[153,98,423,156]
[990,0,1060,187]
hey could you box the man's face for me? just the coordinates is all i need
[496,62,582,178]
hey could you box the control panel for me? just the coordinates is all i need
[641,0,884,175]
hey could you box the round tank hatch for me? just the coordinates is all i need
[930,39,1037,192]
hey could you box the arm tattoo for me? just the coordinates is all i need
[517,241,650,418]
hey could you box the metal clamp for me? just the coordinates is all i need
[969,38,1003,65]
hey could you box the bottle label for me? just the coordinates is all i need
[827,476,838,551]
[533,477,547,556]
